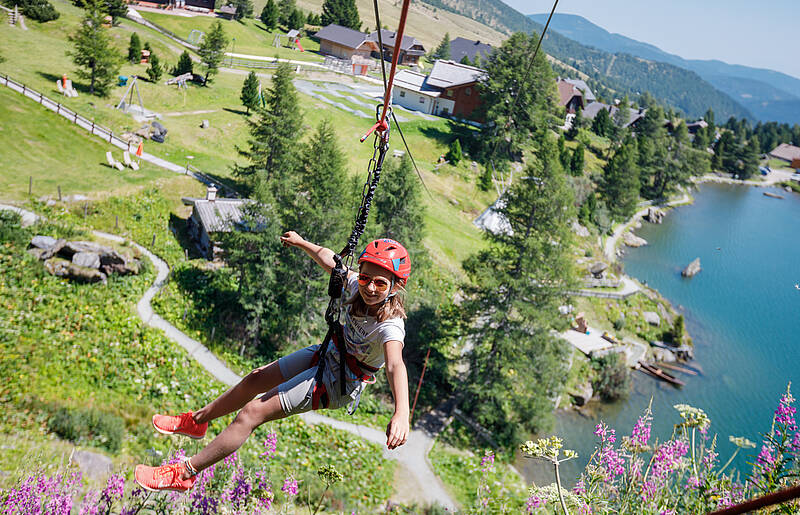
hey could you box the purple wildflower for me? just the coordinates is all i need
[775,393,797,430]
[281,477,299,496]
[480,452,495,472]
[261,431,278,461]
[223,451,239,468]
[599,446,625,477]
[525,494,545,513]
[650,440,689,483]
[630,415,651,448]
[225,466,253,509]
[572,478,586,495]
[686,476,701,489]
[78,490,100,515]
[99,473,125,510]
[162,448,187,466]
[756,443,776,471]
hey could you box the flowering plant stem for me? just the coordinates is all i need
[718,448,741,475]
[553,461,570,515]
[311,486,329,515]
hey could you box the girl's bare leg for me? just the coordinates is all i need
[185,388,286,477]
[192,360,286,424]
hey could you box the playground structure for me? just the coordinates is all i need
[116,76,160,121]
[187,29,204,45]
[166,72,192,90]
[273,29,304,51]
[56,74,78,97]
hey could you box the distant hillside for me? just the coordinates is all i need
[529,13,800,123]
[403,0,749,119]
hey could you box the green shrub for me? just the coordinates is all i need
[47,406,125,452]
[613,317,625,331]
[0,210,26,245]
[592,352,630,402]
[445,138,463,165]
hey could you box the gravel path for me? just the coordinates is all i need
[0,203,457,511]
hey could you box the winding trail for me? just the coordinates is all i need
[0,204,457,511]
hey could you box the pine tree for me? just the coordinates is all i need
[234,63,303,198]
[459,54,472,66]
[277,0,295,26]
[103,0,126,24]
[320,0,360,30]
[445,139,463,165]
[198,20,228,84]
[557,134,570,169]
[67,5,121,96]
[461,132,575,444]
[288,7,304,29]
[431,32,451,60]
[591,107,614,139]
[570,142,585,176]
[260,0,278,30]
[739,135,759,180]
[146,53,163,82]
[232,0,253,20]
[374,154,426,259]
[476,32,557,163]
[172,50,193,76]
[127,32,141,64]
[240,71,260,114]
[601,136,639,220]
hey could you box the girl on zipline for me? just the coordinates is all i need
[134,233,411,492]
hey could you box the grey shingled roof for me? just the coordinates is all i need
[582,102,646,128]
[426,60,485,89]
[769,143,800,162]
[368,29,424,53]
[188,198,248,233]
[564,78,595,102]
[394,69,442,97]
[315,24,370,50]
[449,37,493,63]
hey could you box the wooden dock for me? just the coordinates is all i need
[638,361,686,387]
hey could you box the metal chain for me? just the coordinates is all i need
[325,104,391,326]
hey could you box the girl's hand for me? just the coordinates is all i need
[280,231,305,248]
[386,413,409,450]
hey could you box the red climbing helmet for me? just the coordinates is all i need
[358,239,411,283]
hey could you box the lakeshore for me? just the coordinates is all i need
[524,181,800,486]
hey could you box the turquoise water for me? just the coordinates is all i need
[519,183,800,485]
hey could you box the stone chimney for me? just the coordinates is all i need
[206,184,218,202]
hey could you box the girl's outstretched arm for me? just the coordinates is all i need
[384,340,410,449]
[280,231,343,275]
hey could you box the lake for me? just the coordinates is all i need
[519,182,800,486]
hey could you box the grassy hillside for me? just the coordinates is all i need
[0,87,171,202]
[293,0,506,50]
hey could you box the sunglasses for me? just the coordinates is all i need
[357,273,392,292]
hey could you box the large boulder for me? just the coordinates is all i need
[73,450,113,481]
[100,250,140,275]
[572,221,590,238]
[623,231,648,247]
[72,251,101,269]
[682,258,702,277]
[568,382,594,407]
[45,257,107,283]
[30,235,57,249]
[62,241,114,258]
[645,208,665,224]
[643,311,661,326]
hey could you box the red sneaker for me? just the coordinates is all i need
[134,462,196,492]
[152,412,208,439]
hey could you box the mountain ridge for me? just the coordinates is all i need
[528,12,800,123]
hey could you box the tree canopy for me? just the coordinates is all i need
[67,5,121,96]
[197,20,228,84]
[320,0,360,30]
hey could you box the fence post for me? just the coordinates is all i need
[28,176,32,196]
[56,103,60,114]
[109,130,113,143]
[22,84,26,96]
[74,112,78,123]
[115,215,119,230]
[57,185,61,202]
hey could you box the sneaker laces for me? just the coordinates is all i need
[154,462,184,483]
[179,412,195,428]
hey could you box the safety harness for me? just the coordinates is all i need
[309,0,412,415]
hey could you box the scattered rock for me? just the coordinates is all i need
[682,258,701,277]
[634,221,642,229]
[100,251,140,275]
[652,347,677,363]
[45,257,107,283]
[568,382,594,407]
[200,119,210,129]
[46,199,57,207]
[623,231,648,247]
[571,221,590,237]
[63,241,114,258]
[72,251,101,269]
[72,449,113,481]
[645,208,664,224]
[30,235,57,249]
[589,262,607,278]
[657,302,674,326]
[643,311,661,326]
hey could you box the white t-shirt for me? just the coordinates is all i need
[328,275,405,373]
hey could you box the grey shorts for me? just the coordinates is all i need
[277,345,365,415]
